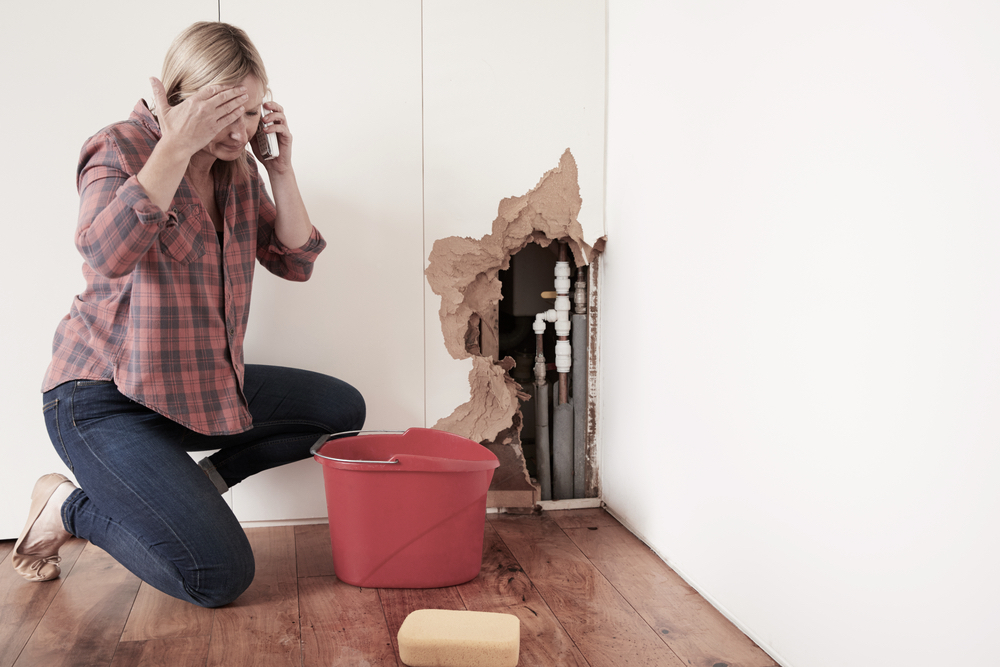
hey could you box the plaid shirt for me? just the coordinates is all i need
[43,100,326,435]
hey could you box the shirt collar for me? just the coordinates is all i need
[131,99,163,141]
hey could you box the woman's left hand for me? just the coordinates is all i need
[253,100,313,248]
[251,101,293,174]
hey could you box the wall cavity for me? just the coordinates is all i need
[425,149,601,505]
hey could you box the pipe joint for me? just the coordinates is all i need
[534,354,547,385]
[554,261,572,294]
[534,310,557,334]
[555,339,572,373]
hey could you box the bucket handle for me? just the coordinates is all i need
[310,430,405,464]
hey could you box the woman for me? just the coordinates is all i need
[12,22,365,607]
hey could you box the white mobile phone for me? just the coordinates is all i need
[255,108,279,160]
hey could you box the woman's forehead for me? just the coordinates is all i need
[239,75,265,106]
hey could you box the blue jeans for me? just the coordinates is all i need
[42,365,365,608]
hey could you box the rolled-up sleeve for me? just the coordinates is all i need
[253,178,327,281]
[75,133,173,279]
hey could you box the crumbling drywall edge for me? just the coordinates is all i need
[425,149,595,443]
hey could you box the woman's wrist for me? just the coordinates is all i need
[137,139,192,212]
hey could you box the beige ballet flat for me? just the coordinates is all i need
[12,473,72,582]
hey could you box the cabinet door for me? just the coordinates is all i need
[222,2,425,522]
[0,2,218,539]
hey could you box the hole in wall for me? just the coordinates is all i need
[425,149,604,507]
[496,242,559,481]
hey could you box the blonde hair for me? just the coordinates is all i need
[158,22,269,184]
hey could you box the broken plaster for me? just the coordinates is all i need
[425,149,599,470]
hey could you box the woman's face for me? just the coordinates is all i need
[198,75,266,162]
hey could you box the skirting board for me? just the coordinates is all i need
[240,517,328,528]
[487,498,604,513]
[241,498,605,526]
[536,497,604,511]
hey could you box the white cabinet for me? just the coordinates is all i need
[221,1,425,522]
[0,1,218,538]
[0,1,606,531]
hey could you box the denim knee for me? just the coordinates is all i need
[185,538,256,608]
[342,384,367,432]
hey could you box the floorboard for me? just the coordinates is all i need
[565,522,778,667]
[0,538,87,667]
[294,524,336,579]
[109,637,211,667]
[13,543,141,667]
[492,513,687,667]
[206,527,299,667]
[378,586,468,661]
[1,509,775,667]
[458,522,589,666]
[299,576,398,667]
[295,520,400,666]
[547,507,622,529]
[119,582,215,642]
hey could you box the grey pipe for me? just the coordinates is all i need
[552,402,574,500]
[535,382,551,501]
[572,312,587,498]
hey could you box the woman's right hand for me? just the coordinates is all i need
[136,79,248,213]
[148,77,249,159]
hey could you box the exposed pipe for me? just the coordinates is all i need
[534,241,576,500]
[533,324,552,501]
[572,265,588,499]
[554,244,572,405]
[552,401,574,500]
[552,243,575,498]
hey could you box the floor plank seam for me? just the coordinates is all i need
[613,583,689,666]
[494,518,596,667]
[374,587,403,667]
[8,561,81,667]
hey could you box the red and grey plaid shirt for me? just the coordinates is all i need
[43,100,326,435]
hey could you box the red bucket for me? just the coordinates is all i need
[310,428,499,588]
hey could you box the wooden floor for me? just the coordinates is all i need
[0,509,778,667]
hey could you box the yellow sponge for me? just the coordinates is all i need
[397,609,520,667]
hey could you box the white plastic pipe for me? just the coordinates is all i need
[553,262,573,375]
[534,251,578,500]
[534,309,557,334]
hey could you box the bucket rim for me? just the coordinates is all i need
[309,430,404,464]
[310,428,500,472]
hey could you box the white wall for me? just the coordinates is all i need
[603,2,1000,666]
[0,1,605,533]
[218,0,427,522]
[0,0,220,535]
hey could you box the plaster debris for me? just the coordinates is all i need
[432,356,530,445]
[425,150,602,493]
[426,149,596,364]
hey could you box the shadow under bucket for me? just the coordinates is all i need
[310,428,500,589]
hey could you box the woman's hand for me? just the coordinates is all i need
[250,101,293,174]
[149,77,249,160]
[252,101,312,248]
[136,78,247,213]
